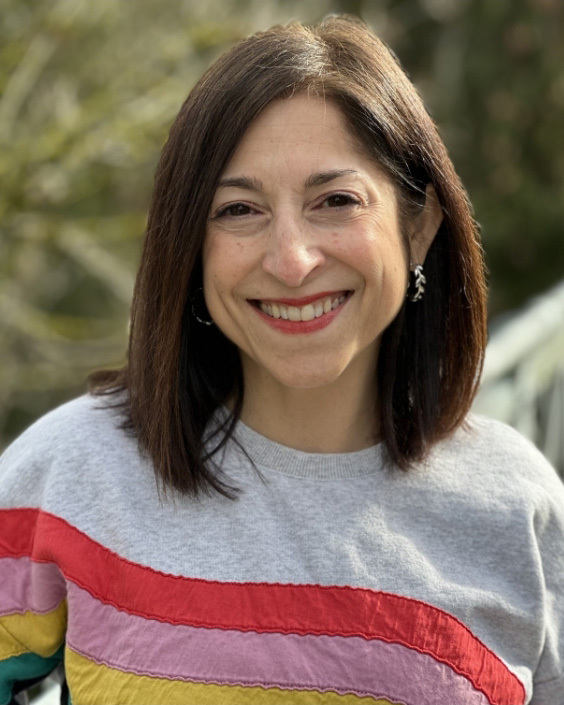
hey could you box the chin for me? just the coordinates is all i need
[266,360,352,391]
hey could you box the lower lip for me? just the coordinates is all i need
[250,297,350,335]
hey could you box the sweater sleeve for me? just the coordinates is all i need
[530,470,564,704]
[0,427,68,705]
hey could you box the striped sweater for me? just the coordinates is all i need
[1,395,564,704]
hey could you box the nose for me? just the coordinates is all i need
[261,214,325,287]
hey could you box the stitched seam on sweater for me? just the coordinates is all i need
[21,508,527,703]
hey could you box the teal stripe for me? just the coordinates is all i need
[0,646,64,705]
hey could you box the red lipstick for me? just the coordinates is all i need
[250,292,351,335]
[257,290,348,307]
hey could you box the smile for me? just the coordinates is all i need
[255,292,350,322]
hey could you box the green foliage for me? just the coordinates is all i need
[376,0,564,313]
[0,0,328,443]
[2,0,563,447]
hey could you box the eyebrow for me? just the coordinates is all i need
[304,169,359,188]
[216,169,359,193]
[217,176,263,191]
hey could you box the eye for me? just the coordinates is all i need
[320,193,361,209]
[214,202,255,219]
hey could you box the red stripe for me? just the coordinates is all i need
[0,508,525,705]
[0,508,37,557]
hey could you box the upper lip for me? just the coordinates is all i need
[251,290,350,306]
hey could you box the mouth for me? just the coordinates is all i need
[251,291,352,322]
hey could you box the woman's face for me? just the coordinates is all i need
[203,94,421,392]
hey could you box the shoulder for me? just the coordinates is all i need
[1,393,127,459]
[452,414,559,481]
[0,393,136,507]
[429,414,564,518]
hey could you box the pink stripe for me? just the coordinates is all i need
[0,556,66,616]
[66,583,489,705]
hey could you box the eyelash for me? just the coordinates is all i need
[318,193,362,209]
[213,203,256,219]
[213,192,361,220]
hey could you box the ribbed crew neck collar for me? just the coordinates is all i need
[230,416,385,480]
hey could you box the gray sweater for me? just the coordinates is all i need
[0,394,563,704]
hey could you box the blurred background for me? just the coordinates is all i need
[1,0,563,467]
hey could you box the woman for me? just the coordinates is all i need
[1,16,563,705]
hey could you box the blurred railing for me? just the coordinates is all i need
[473,279,564,479]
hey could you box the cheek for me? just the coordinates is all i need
[338,232,407,279]
[350,235,408,310]
[203,235,256,303]
[202,238,229,312]
[380,243,409,304]
[204,235,235,283]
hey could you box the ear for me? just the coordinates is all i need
[409,184,443,266]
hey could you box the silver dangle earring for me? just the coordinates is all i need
[407,264,426,303]
[190,287,214,326]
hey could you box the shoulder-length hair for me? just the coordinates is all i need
[90,16,487,497]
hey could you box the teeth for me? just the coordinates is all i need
[301,304,315,321]
[259,294,348,322]
[288,306,301,322]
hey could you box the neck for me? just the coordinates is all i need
[237,366,380,454]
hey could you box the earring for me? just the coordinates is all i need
[407,264,426,302]
[190,287,214,326]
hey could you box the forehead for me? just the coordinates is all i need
[221,94,371,178]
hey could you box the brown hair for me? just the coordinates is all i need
[90,16,487,497]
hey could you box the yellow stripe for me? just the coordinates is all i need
[0,602,67,659]
[66,647,398,705]
[0,623,27,659]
